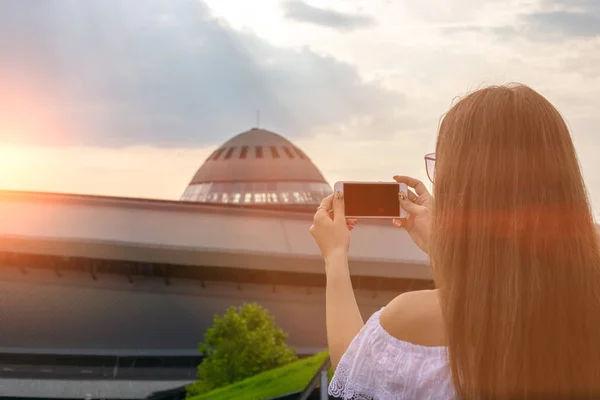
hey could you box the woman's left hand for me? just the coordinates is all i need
[310,193,357,261]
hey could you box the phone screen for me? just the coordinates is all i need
[344,183,400,217]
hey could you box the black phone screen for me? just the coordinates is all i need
[343,183,400,217]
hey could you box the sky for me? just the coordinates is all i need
[0,0,599,219]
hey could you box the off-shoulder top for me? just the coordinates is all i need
[329,308,457,399]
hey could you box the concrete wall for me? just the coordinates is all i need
[0,267,401,355]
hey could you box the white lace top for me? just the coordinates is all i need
[328,308,457,400]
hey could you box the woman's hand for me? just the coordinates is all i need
[310,193,357,262]
[392,176,433,254]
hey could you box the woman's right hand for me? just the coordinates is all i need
[392,176,433,254]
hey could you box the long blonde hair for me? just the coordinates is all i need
[430,84,600,399]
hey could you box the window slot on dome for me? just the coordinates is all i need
[224,147,235,159]
[240,146,249,159]
[270,146,280,159]
[294,147,306,159]
[212,148,225,160]
[282,146,295,159]
[256,146,263,158]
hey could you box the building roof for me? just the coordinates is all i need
[188,128,328,184]
[0,190,431,279]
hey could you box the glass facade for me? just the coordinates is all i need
[180,182,333,206]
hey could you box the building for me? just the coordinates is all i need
[0,128,432,399]
[180,128,333,209]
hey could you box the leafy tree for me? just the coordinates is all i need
[186,303,298,397]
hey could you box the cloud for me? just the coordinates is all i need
[282,1,376,31]
[0,0,398,147]
[523,11,600,39]
[444,0,600,40]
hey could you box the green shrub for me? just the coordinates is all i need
[186,303,298,397]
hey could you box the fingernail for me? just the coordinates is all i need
[399,192,406,200]
[335,191,343,200]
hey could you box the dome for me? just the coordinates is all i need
[181,128,332,209]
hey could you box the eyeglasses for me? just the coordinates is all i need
[425,153,436,183]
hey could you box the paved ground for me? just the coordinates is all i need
[0,363,195,380]
[0,378,193,399]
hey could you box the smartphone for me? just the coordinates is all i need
[333,181,408,219]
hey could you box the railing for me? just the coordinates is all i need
[297,357,331,400]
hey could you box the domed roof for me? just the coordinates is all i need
[181,128,332,209]
[189,128,328,184]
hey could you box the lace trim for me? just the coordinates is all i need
[329,360,376,400]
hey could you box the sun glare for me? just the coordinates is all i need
[0,75,73,147]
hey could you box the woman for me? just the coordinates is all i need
[310,84,600,399]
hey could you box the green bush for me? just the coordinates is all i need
[186,303,298,397]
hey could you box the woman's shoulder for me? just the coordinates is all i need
[380,289,446,347]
